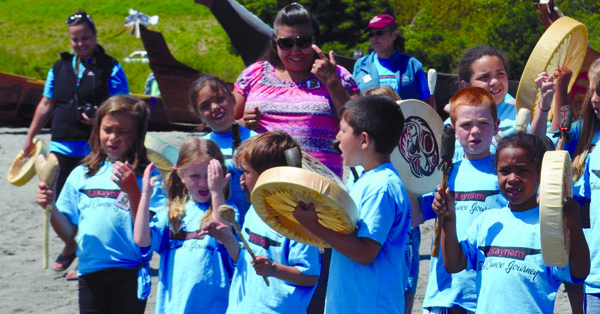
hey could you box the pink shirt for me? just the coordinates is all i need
[235,61,359,177]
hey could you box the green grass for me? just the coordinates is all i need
[0,0,246,93]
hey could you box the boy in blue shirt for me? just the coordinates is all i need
[294,95,411,313]
[420,86,508,313]
[202,131,320,314]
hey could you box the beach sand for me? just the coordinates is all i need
[0,127,571,313]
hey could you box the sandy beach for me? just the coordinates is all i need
[0,127,571,313]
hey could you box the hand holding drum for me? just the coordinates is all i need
[540,105,574,267]
[431,125,455,257]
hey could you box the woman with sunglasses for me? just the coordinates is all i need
[233,3,359,177]
[22,10,129,276]
[353,14,430,103]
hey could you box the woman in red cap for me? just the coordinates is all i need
[354,14,430,314]
[353,14,430,103]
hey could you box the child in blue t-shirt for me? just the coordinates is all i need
[530,64,599,312]
[434,133,589,313]
[134,138,235,313]
[36,95,165,313]
[191,75,258,228]
[574,126,600,312]
[294,95,411,313]
[446,45,517,162]
[202,131,320,314]
[420,86,507,313]
[363,85,420,314]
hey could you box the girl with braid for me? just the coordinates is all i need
[192,75,258,227]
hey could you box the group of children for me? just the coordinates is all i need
[34,33,600,313]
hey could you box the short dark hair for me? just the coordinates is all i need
[340,95,405,155]
[457,45,508,84]
[494,133,546,173]
[261,3,320,65]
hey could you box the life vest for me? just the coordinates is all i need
[50,44,117,141]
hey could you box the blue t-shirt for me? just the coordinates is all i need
[227,206,321,314]
[326,162,411,314]
[347,165,420,293]
[44,57,129,157]
[199,127,257,227]
[420,155,507,310]
[461,206,580,313]
[56,161,165,275]
[374,56,399,92]
[446,93,516,162]
[149,200,234,314]
[574,146,600,293]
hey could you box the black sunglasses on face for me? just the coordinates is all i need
[367,30,390,39]
[66,13,93,26]
[275,35,314,50]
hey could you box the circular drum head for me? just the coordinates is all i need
[7,138,46,186]
[145,134,179,174]
[251,166,357,248]
[539,150,572,267]
[392,99,443,195]
[516,16,588,115]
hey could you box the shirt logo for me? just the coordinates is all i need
[454,190,500,201]
[170,230,202,241]
[80,189,121,199]
[246,228,282,250]
[479,246,541,261]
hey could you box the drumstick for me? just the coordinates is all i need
[556,105,573,150]
[34,153,59,270]
[515,108,532,133]
[431,125,455,258]
[427,69,437,108]
[218,205,270,286]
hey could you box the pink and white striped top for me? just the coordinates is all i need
[235,61,359,177]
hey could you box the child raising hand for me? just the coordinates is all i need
[37,95,165,313]
[435,133,589,313]
[134,138,234,313]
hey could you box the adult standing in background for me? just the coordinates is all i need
[353,14,431,102]
[23,10,129,273]
[233,3,359,178]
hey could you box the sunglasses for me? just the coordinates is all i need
[275,35,314,50]
[367,30,390,39]
[66,13,94,26]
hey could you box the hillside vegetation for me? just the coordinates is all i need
[0,0,246,93]
[1,0,599,93]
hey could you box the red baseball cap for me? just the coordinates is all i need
[366,14,398,31]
